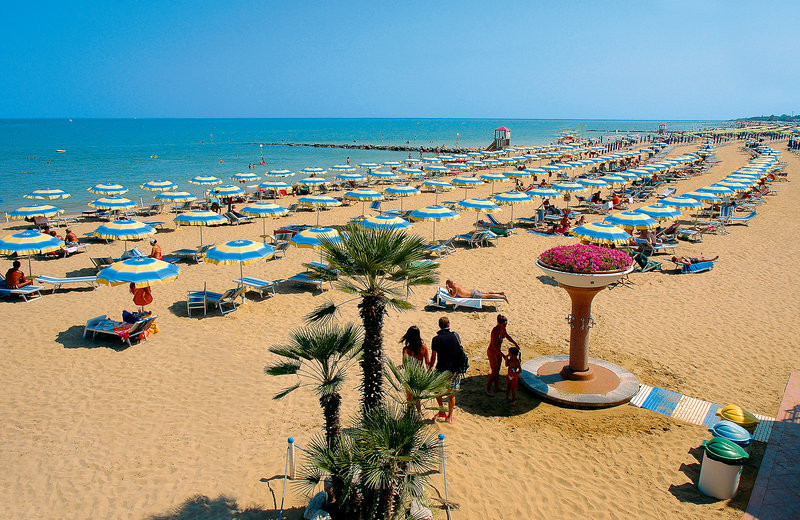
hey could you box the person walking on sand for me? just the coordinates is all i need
[486,314,519,397]
[429,316,465,424]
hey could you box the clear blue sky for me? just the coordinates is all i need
[1,0,797,119]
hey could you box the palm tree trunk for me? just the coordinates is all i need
[359,294,386,413]
[319,393,341,447]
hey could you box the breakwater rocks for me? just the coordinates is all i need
[251,142,483,154]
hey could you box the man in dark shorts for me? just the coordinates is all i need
[430,316,464,424]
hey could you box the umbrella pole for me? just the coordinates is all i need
[27,255,33,278]
[400,198,404,211]
[262,218,267,239]
[432,221,436,242]
[316,209,320,227]
[200,226,203,246]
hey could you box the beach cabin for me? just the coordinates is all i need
[658,123,667,134]
[489,126,511,150]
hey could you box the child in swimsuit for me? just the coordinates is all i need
[505,346,522,405]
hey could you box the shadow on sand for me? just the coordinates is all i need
[456,373,542,418]
[56,324,130,351]
[146,494,303,520]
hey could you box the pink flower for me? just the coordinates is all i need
[538,244,632,274]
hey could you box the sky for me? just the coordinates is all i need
[1,0,798,120]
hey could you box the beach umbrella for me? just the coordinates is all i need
[465,160,485,168]
[300,168,328,176]
[24,189,71,200]
[604,211,658,231]
[0,230,64,276]
[89,196,137,210]
[344,189,384,216]
[635,204,682,221]
[155,191,196,209]
[399,167,423,175]
[724,176,759,187]
[436,155,454,162]
[660,196,703,210]
[457,198,501,224]
[266,169,295,177]
[713,181,749,193]
[466,152,484,158]
[697,185,735,197]
[258,181,292,195]
[141,180,177,192]
[370,170,400,181]
[88,183,129,195]
[409,205,459,241]
[96,257,180,289]
[482,159,502,166]
[335,172,367,182]
[174,210,227,245]
[576,178,610,188]
[189,175,223,186]
[9,204,65,220]
[92,219,156,251]
[478,172,510,195]
[204,239,276,284]
[571,222,631,245]
[599,174,628,184]
[493,191,533,222]
[504,170,531,181]
[541,165,561,173]
[359,214,413,231]
[231,172,261,183]
[403,158,422,165]
[330,165,357,172]
[552,182,588,193]
[420,179,455,204]
[240,202,289,237]
[383,184,420,211]
[297,177,331,193]
[210,184,246,197]
[297,195,342,226]
[382,161,402,168]
[358,163,380,171]
[289,227,342,251]
[420,157,441,163]
[452,176,484,198]
[615,171,642,180]
[683,191,722,203]
[527,188,561,199]
[424,165,451,176]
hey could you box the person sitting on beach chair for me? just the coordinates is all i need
[445,279,508,303]
[670,255,718,266]
[5,261,32,288]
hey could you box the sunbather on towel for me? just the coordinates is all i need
[5,261,32,288]
[445,279,508,303]
[671,255,718,266]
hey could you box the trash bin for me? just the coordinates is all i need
[710,420,753,453]
[698,437,749,499]
[715,404,759,433]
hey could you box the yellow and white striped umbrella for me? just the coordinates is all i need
[9,204,65,220]
[141,180,178,192]
[96,257,180,289]
[571,222,631,245]
[88,183,128,195]
[88,196,137,210]
[24,189,71,200]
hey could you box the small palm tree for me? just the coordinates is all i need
[265,323,362,445]
[385,356,453,416]
[305,224,438,414]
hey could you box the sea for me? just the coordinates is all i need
[0,118,724,212]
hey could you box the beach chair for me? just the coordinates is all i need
[668,259,715,274]
[187,286,246,316]
[728,210,757,226]
[90,256,114,271]
[119,247,145,260]
[83,314,157,347]
[516,209,545,227]
[51,216,79,227]
[142,220,166,230]
[225,212,254,225]
[170,243,214,263]
[656,187,677,199]
[286,272,328,291]
[424,237,456,258]
[0,275,44,302]
[631,252,662,273]
[35,275,99,292]
[234,276,278,298]
[453,230,489,248]
[633,238,678,256]
[428,286,502,311]
[33,216,50,230]
[273,241,290,259]
[138,204,163,216]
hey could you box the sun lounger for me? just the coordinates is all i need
[668,259,715,274]
[51,216,79,227]
[424,237,456,258]
[35,275,99,292]
[633,238,678,256]
[656,187,677,199]
[83,314,157,347]
[234,277,278,298]
[428,286,502,311]
[142,220,166,230]
[0,275,44,302]
[225,212,254,225]
[454,230,489,248]
[286,272,329,291]
[186,286,246,316]
[727,210,757,226]
[138,204,163,216]
[170,243,214,263]
[90,256,114,271]
[119,248,145,260]
[631,252,662,273]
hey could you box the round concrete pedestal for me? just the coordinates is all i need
[520,355,639,408]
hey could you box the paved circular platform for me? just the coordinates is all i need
[520,355,639,408]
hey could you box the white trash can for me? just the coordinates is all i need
[697,437,749,500]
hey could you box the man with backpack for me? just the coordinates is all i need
[430,316,468,424]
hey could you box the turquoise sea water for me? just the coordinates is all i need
[0,118,722,212]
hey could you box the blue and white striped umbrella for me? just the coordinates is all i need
[155,191,196,203]
[659,196,703,210]
[330,165,357,172]
[451,176,484,197]
[482,159,502,166]
[493,191,533,221]
[403,158,422,165]
[9,204,65,220]
[478,172,509,194]
[266,169,295,177]
[399,167,424,176]
[527,188,561,198]
[231,172,261,183]
[420,157,441,163]
[141,180,178,192]
[552,182,588,193]
[457,198,501,214]
[604,211,658,230]
[615,171,642,180]
[241,202,290,236]
[88,196,137,210]
[571,222,631,245]
[189,175,222,186]
[336,172,367,182]
[541,165,561,172]
[300,167,328,176]
[344,189,383,202]
[259,181,292,192]
[289,227,342,249]
[96,257,180,289]
[465,160,485,167]
[382,161,402,168]
[683,191,722,203]
[24,189,71,200]
[370,170,400,180]
[204,240,275,281]
[420,179,455,204]
[576,178,610,188]
[504,170,531,179]
[173,210,227,245]
[599,174,628,184]
[297,177,331,189]
[358,162,380,170]
[211,185,246,197]
[467,152,484,157]
[424,164,451,174]
[88,183,128,195]
[697,185,735,196]
[92,219,156,241]
[634,204,682,221]
[383,184,420,210]
[0,230,64,275]
[359,214,413,231]
[409,205,459,241]
[298,195,342,225]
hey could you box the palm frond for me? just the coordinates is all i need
[305,300,339,324]
[264,360,301,377]
[273,382,302,400]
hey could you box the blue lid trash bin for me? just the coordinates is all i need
[698,437,749,499]
[710,420,753,453]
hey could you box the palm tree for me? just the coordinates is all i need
[305,224,438,413]
[385,356,453,416]
[265,323,362,445]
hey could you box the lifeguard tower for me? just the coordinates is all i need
[658,123,667,134]
[488,126,511,151]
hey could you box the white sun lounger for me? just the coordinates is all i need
[0,284,44,302]
[35,275,99,292]
[428,286,502,310]
[234,277,279,298]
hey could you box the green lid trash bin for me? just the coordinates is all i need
[698,437,749,499]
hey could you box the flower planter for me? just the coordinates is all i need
[536,260,633,289]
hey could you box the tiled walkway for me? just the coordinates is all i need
[744,371,800,520]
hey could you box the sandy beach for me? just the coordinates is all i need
[1,141,797,519]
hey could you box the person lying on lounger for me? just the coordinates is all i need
[445,279,508,303]
[670,255,718,266]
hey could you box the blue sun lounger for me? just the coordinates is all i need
[669,259,715,274]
